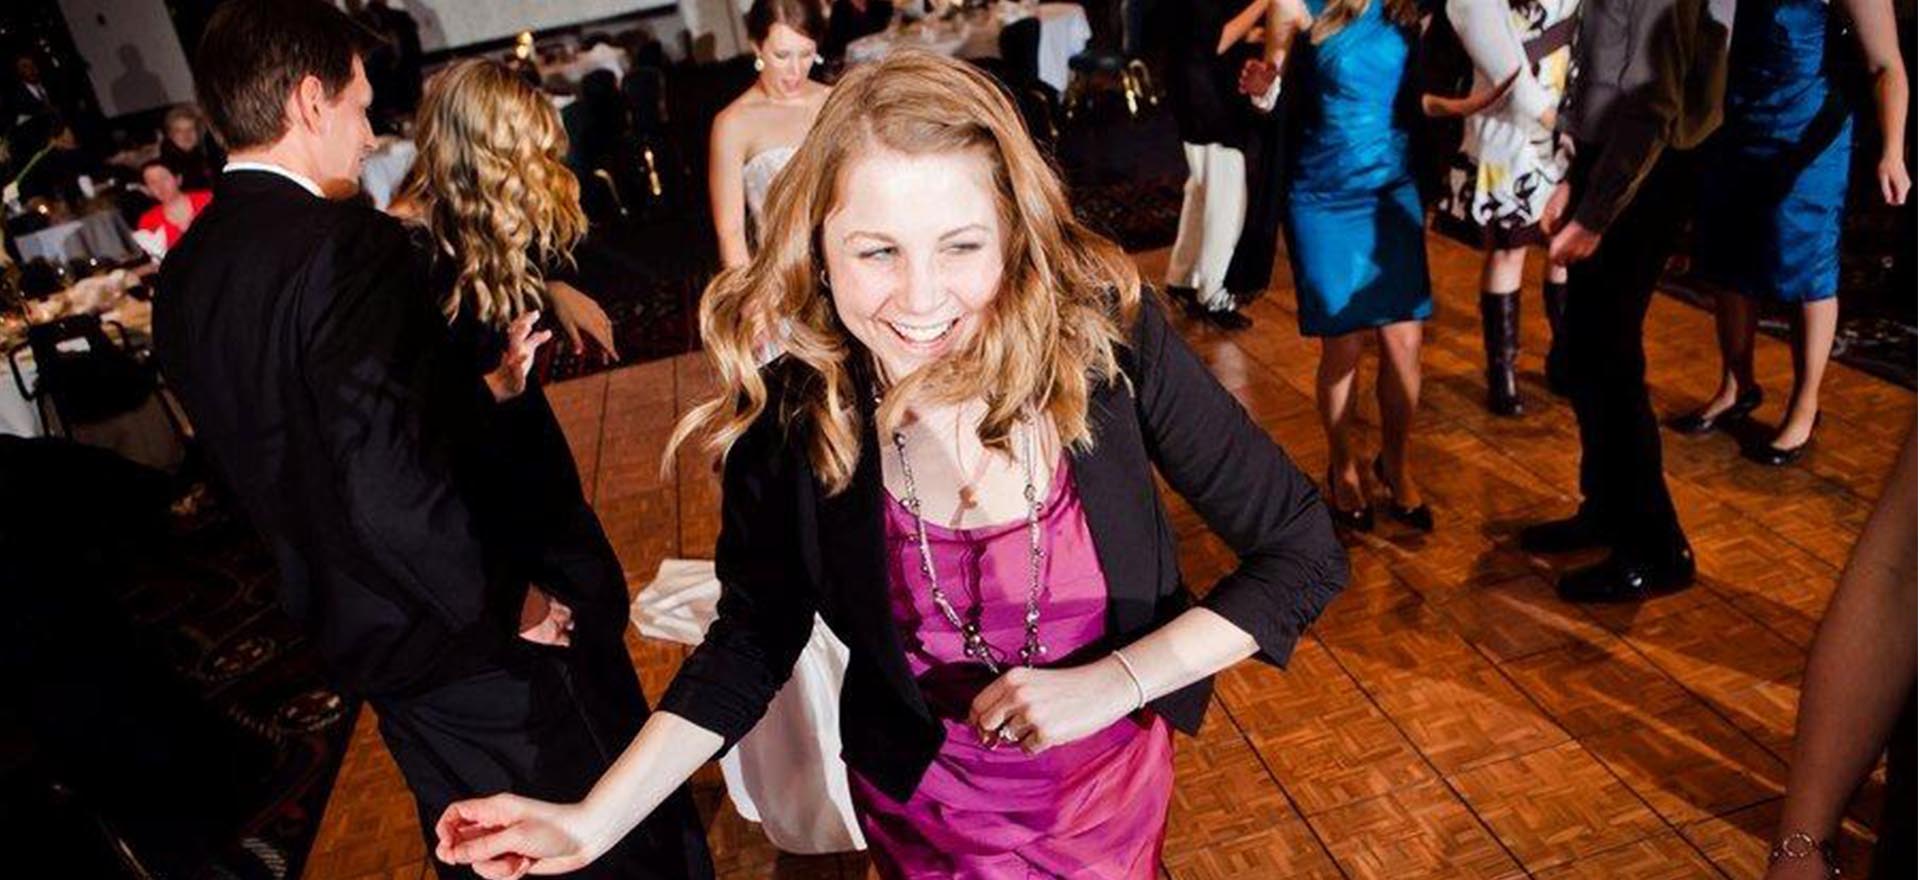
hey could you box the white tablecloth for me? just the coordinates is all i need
[1,352,45,438]
[846,3,1092,93]
[12,210,139,264]
[360,139,417,211]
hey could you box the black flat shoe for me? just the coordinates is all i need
[1519,514,1608,554]
[1324,468,1373,532]
[1556,547,1696,603]
[1199,307,1253,331]
[1746,412,1820,466]
[1372,456,1433,532]
[1667,386,1763,436]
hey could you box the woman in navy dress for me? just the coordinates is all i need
[1252,0,1434,532]
[1672,0,1909,465]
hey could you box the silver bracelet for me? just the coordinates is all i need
[1111,649,1147,711]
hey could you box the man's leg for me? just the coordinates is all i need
[1558,154,1696,599]
[377,644,713,880]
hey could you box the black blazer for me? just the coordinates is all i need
[154,170,521,697]
[658,296,1348,803]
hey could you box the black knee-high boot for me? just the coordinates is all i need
[1481,291,1523,416]
[1542,279,1571,397]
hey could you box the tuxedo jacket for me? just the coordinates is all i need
[155,170,524,697]
[658,297,1349,802]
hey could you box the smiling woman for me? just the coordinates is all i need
[433,52,1347,880]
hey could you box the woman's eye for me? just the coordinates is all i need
[945,242,983,255]
[858,247,896,260]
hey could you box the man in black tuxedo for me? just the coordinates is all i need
[151,3,712,877]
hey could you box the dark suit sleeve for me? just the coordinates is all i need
[303,216,505,631]
[657,409,818,749]
[1128,295,1348,666]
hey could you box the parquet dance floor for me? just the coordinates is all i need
[302,233,1912,879]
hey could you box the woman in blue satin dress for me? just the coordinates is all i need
[1255,0,1434,532]
[1671,0,1909,466]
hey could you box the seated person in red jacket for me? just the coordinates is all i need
[136,158,212,255]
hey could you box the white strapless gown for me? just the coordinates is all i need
[742,146,798,366]
[636,151,865,851]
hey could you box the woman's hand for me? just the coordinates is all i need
[1238,59,1278,99]
[517,587,574,647]
[485,310,552,402]
[436,794,614,879]
[968,657,1140,755]
[1879,150,1911,206]
[546,281,618,362]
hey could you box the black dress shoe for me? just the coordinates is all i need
[1667,386,1763,436]
[1746,412,1820,466]
[1556,548,1696,603]
[1324,468,1373,532]
[1199,307,1253,331]
[1519,515,1607,554]
[1373,456,1433,532]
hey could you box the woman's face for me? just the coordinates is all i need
[755,23,817,98]
[143,165,182,202]
[822,148,1005,381]
[166,117,200,151]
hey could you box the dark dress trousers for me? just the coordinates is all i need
[154,170,711,879]
[657,295,1350,804]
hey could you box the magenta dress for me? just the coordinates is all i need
[851,459,1175,879]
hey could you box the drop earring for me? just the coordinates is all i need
[813,54,824,66]
[818,268,831,291]
[754,56,765,72]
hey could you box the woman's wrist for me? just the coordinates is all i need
[1109,649,1148,711]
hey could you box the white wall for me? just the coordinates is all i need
[368,0,680,52]
[58,0,196,117]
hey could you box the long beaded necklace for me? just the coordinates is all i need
[890,415,1049,674]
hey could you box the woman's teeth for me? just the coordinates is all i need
[888,319,957,343]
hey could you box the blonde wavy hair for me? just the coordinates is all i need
[396,58,586,325]
[1309,0,1422,44]
[668,52,1143,495]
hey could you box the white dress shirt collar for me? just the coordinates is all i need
[223,160,325,198]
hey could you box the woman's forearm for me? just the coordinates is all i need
[575,711,726,855]
[1219,0,1272,55]
[1116,607,1259,703]
[1777,432,1918,838]
[1871,66,1909,163]
[1842,0,1909,160]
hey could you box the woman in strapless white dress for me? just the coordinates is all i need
[674,0,862,858]
[708,0,834,270]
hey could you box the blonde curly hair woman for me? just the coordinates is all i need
[435,53,1346,879]
[393,57,714,878]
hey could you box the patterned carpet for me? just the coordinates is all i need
[0,440,355,880]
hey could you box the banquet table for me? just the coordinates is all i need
[845,3,1092,93]
[12,209,140,265]
[0,273,183,471]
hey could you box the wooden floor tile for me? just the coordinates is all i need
[1306,779,1524,879]
[1580,702,1787,826]
[1161,708,1343,880]
[1500,639,1699,739]
[1446,741,1667,872]
[1531,833,1723,880]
